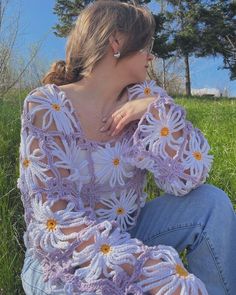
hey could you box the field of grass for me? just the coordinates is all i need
[0,90,235,294]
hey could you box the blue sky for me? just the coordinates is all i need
[12,0,236,97]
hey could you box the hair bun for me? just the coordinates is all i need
[41,60,67,86]
[53,60,66,73]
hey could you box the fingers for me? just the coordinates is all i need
[100,111,120,132]
[100,112,127,136]
[100,115,114,132]
[108,113,126,136]
[111,116,127,136]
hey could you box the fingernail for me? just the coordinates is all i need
[100,127,105,131]
[102,117,107,122]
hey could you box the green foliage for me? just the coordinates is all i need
[0,90,27,294]
[160,0,236,79]
[196,1,236,80]
[0,91,235,293]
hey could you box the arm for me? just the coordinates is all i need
[18,86,208,294]
[124,80,213,196]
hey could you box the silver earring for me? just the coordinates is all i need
[113,51,120,58]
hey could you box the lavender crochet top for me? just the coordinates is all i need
[18,80,212,294]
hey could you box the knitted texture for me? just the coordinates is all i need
[18,80,212,294]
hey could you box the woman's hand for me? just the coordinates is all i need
[100,97,156,137]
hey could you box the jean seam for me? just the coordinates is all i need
[29,264,44,274]
[21,276,50,295]
[143,222,203,243]
[201,231,230,295]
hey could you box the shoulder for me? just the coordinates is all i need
[23,84,77,134]
[127,79,168,101]
[24,84,56,112]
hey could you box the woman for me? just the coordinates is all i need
[19,1,236,294]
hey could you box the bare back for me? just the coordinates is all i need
[58,83,129,143]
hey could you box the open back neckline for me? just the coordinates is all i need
[50,83,133,147]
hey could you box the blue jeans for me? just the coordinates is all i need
[21,255,57,295]
[21,184,236,294]
[128,183,236,295]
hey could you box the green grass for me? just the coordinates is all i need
[0,89,28,295]
[0,91,235,294]
[175,96,236,207]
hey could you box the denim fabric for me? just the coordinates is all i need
[128,184,236,295]
[21,184,236,294]
[21,253,52,295]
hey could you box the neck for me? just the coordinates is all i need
[72,55,134,114]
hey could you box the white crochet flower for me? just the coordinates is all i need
[92,140,134,187]
[20,131,51,189]
[95,189,138,231]
[128,80,161,100]
[26,84,77,134]
[138,245,208,294]
[138,103,185,158]
[72,221,142,281]
[151,157,193,196]
[50,138,90,192]
[182,129,213,179]
[28,195,86,252]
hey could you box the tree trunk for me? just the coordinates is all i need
[184,53,191,96]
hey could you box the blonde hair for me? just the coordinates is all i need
[42,0,156,86]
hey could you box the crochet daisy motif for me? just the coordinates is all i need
[128,80,161,100]
[95,189,138,231]
[50,138,90,192]
[26,84,78,134]
[138,103,186,158]
[28,195,86,252]
[20,131,50,189]
[182,129,213,178]
[72,221,142,282]
[138,245,208,294]
[151,156,193,196]
[92,140,134,187]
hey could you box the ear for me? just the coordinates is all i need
[109,32,125,53]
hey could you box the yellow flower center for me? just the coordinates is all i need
[160,127,169,137]
[100,244,111,254]
[51,103,61,111]
[46,219,57,231]
[175,264,189,278]
[116,207,125,215]
[193,151,202,161]
[144,87,151,96]
[113,158,120,166]
[23,158,30,168]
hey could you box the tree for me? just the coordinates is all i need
[197,1,236,81]
[157,0,236,95]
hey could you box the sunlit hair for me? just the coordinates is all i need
[42,0,156,86]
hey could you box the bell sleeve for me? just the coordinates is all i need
[17,86,208,294]
[125,80,213,196]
